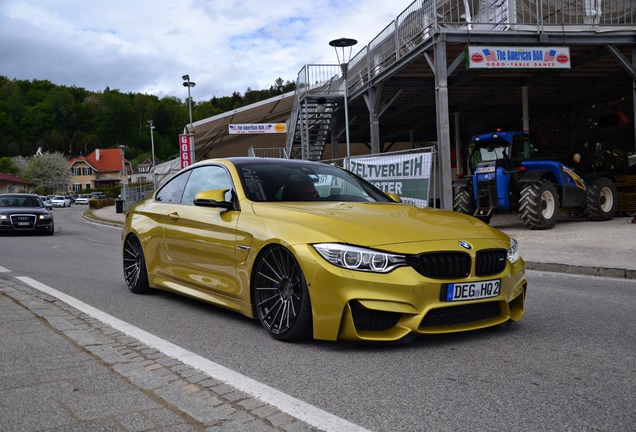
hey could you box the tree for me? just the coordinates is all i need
[0,157,19,174]
[20,152,70,194]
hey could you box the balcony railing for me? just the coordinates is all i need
[295,0,634,98]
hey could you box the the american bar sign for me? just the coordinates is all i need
[466,46,571,69]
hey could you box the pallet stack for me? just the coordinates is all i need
[615,175,636,214]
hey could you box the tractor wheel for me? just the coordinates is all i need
[453,187,476,216]
[519,180,559,230]
[584,177,617,221]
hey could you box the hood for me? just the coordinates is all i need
[250,201,507,247]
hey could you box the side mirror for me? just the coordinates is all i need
[194,189,235,210]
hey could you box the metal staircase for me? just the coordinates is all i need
[286,65,343,161]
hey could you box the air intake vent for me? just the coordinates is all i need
[420,302,501,328]
[350,301,401,332]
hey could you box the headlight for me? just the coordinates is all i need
[507,238,520,264]
[313,243,406,273]
[0,215,7,220]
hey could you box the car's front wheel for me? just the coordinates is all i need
[252,245,312,341]
[123,234,151,293]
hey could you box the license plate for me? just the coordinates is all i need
[445,279,501,301]
[17,222,30,226]
[476,166,496,173]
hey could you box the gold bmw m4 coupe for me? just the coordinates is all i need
[122,158,527,342]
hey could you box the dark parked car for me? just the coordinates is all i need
[0,193,54,235]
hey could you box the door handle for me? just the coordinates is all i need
[168,212,179,221]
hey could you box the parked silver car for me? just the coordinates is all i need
[39,196,53,210]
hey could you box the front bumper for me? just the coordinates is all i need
[294,241,527,342]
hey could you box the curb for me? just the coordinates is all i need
[81,210,124,227]
[524,261,636,280]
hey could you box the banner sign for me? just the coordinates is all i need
[228,123,287,134]
[179,134,194,169]
[346,152,433,207]
[466,46,571,69]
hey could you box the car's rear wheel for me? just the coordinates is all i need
[252,245,312,341]
[123,234,150,293]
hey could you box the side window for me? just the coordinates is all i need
[181,165,233,205]
[155,171,191,203]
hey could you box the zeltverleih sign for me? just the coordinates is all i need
[346,152,433,207]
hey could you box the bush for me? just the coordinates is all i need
[88,198,116,209]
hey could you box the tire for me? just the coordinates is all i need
[453,187,476,215]
[123,234,151,294]
[584,177,617,221]
[252,245,312,341]
[519,180,559,230]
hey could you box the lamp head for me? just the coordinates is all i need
[182,74,189,81]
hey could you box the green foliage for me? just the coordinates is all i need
[0,157,19,174]
[0,75,296,163]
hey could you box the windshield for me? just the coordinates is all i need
[236,161,392,203]
[510,135,541,160]
[478,144,510,162]
[0,195,42,208]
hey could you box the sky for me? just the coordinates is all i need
[0,0,417,101]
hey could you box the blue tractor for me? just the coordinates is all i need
[453,131,618,229]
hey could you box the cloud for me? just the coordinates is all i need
[0,0,416,101]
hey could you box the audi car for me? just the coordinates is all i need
[0,193,55,235]
[122,158,527,342]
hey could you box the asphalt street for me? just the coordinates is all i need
[1,205,634,431]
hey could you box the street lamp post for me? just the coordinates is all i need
[147,120,157,189]
[329,37,357,159]
[182,74,196,162]
[117,145,127,184]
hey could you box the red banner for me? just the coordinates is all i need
[179,134,194,169]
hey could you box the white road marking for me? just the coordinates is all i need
[16,276,368,432]
[0,266,12,272]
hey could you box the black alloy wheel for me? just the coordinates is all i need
[123,234,150,294]
[252,245,312,341]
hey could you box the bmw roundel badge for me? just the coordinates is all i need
[459,241,472,250]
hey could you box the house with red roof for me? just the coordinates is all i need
[0,172,34,193]
[67,148,132,192]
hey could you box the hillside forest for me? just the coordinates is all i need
[0,76,295,167]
